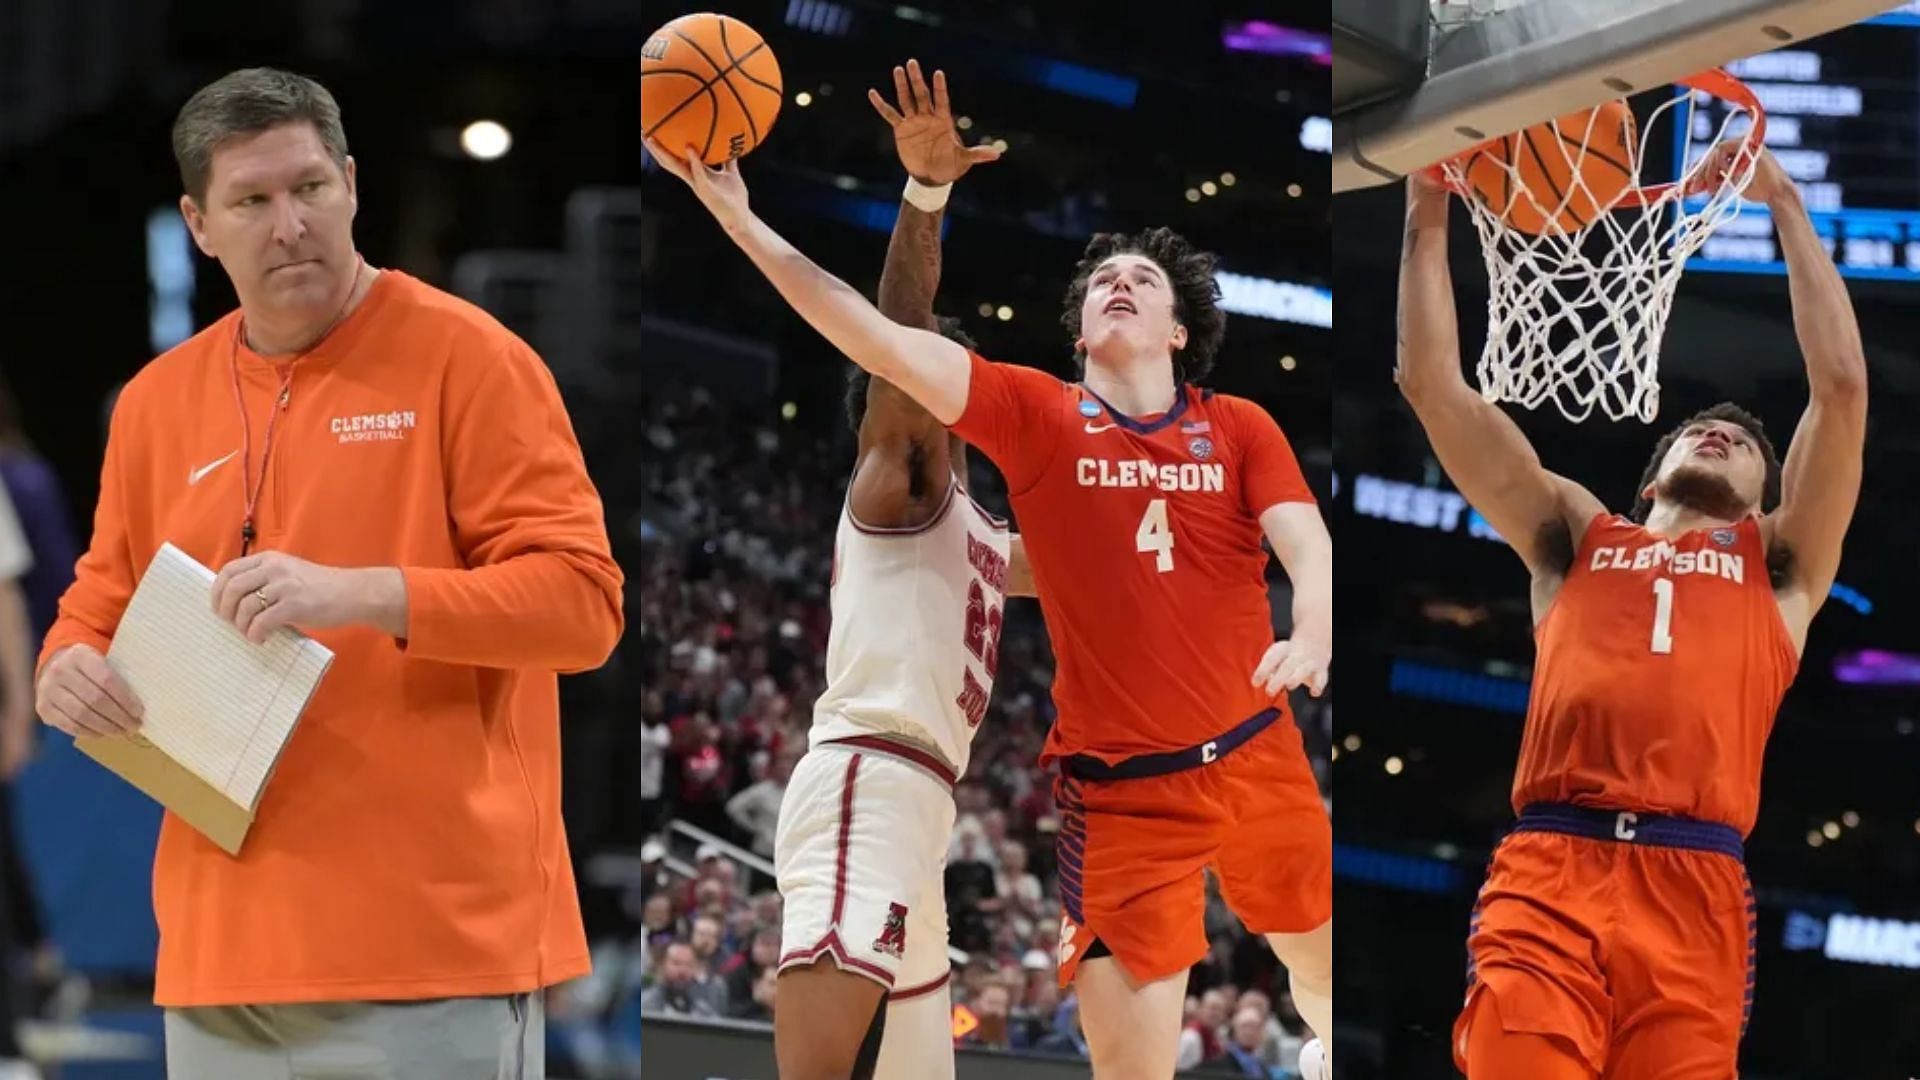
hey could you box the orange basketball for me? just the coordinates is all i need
[642,13,783,166]
[1462,101,1638,235]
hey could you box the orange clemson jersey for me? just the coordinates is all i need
[950,352,1314,765]
[1514,514,1799,835]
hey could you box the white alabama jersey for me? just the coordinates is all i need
[810,478,1011,776]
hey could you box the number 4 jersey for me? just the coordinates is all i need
[950,352,1315,765]
[810,477,1011,777]
[1514,514,1799,835]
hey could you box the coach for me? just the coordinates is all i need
[32,68,622,1077]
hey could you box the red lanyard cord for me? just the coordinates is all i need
[226,258,367,555]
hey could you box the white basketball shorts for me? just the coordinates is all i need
[775,736,956,998]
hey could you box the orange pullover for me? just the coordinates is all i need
[39,270,623,1006]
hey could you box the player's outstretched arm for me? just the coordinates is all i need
[1394,175,1601,574]
[647,139,973,424]
[849,197,957,526]
[1253,503,1331,698]
[850,60,1007,525]
[1739,146,1866,606]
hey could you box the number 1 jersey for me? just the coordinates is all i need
[1514,514,1799,835]
[951,352,1315,764]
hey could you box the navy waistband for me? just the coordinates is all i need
[1513,803,1745,860]
[1061,708,1279,782]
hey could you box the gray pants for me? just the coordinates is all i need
[164,994,544,1079]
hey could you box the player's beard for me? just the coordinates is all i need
[1658,464,1748,520]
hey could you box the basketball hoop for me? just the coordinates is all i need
[1432,69,1766,423]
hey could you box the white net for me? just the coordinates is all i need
[1439,72,1763,423]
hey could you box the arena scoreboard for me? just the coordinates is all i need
[1678,8,1920,280]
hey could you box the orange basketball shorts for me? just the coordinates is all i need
[1454,805,1757,1079]
[1052,713,1331,988]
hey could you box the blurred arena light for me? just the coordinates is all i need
[1222,21,1332,65]
[460,120,512,160]
[786,0,853,35]
[147,208,196,352]
[1300,116,1332,153]
[1216,271,1332,328]
[1832,648,1920,685]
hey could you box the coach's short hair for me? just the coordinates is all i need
[1629,402,1782,522]
[172,67,349,206]
[845,315,978,433]
[1061,227,1226,385]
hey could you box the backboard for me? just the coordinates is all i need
[1332,0,1910,192]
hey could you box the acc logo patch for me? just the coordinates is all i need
[1188,437,1214,460]
[1710,527,1736,548]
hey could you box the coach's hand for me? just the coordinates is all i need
[869,59,1001,186]
[35,644,143,739]
[213,551,402,644]
[646,138,753,233]
[1253,637,1329,699]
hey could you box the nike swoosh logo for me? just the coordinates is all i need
[188,450,239,486]
[1083,422,1117,434]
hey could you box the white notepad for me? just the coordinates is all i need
[78,542,333,854]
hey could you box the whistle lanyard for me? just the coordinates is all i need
[226,258,366,555]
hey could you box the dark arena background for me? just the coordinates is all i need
[1331,23,1920,1074]
[636,0,1331,1076]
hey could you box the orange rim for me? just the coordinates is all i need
[1427,68,1766,206]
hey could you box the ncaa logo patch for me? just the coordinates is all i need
[1711,527,1736,548]
[873,902,909,959]
[1079,399,1101,418]
[1188,436,1214,460]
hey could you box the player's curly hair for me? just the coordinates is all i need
[1629,402,1782,523]
[1061,227,1226,385]
[845,315,978,433]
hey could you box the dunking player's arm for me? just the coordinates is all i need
[1395,172,1604,611]
[1726,148,1866,643]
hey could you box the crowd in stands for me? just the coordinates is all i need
[635,385,1325,1076]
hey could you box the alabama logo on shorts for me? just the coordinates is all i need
[873,902,909,958]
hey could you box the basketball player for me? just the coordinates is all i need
[770,65,1019,1080]
[1397,141,1865,1079]
[650,59,1334,1079]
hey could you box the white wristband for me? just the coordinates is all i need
[903,176,952,214]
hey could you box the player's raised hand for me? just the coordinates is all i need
[868,59,1002,186]
[645,138,754,232]
[1253,638,1329,699]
